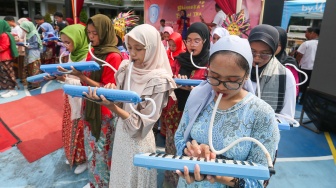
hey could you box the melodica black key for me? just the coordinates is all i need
[134,153,271,180]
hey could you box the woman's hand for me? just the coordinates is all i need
[44,74,56,81]
[184,140,216,161]
[176,164,205,184]
[82,86,113,107]
[44,74,66,82]
[174,74,194,91]
[57,66,83,77]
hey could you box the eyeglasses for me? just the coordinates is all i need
[206,76,245,90]
[184,39,205,46]
[252,52,273,60]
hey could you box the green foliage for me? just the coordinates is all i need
[44,13,52,23]
[80,9,88,23]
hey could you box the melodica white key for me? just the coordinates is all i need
[133,153,273,180]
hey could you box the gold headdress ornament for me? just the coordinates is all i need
[222,9,250,36]
[113,10,140,40]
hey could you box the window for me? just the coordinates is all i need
[0,0,16,16]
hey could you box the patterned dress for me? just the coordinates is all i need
[174,93,280,188]
[62,95,86,167]
[109,77,174,188]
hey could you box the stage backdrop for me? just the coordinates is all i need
[144,0,262,34]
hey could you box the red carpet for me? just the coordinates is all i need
[0,90,64,162]
[0,118,20,152]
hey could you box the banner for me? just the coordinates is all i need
[144,0,262,36]
[281,1,325,30]
[144,0,216,31]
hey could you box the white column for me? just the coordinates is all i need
[236,0,242,13]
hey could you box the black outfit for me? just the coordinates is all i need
[175,22,210,111]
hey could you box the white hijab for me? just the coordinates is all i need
[213,27,230,39]
[184,35,254,141]
[116,24,175,95]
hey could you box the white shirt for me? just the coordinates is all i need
[252,68,296,119]
[297,39,318,70]
[11,25,23,39]
[211,10,226,34]
[159,25,165,33]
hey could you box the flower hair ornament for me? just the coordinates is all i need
[113,10,140,40]
[222,9,250,36]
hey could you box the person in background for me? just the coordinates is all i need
[116,35,129,60]
[174,35,279,188]
[84,23,176,188]
[161,22,210,187]
[162,26,174,50]
[33,14,45,37]
[53,12,67,25]
[19,21,42,91]
[159,19,166,38]
[161,31,186,188]
[200,3,226,35]
[66,18,74,25]
[174,22,210,111]
[177,10,190,40]
[274,26,300,97]
[17,18,30,25]
[248,24,296,119]
[47,24,89,175]
[73,14,122,188]
[166,32,186,73]
[66,17,86,27]
[0,20,19,98]
[4,16,23,41]
[54,22,68,63]
[295,27,319,104]
[212,27,230,45]
[40,22,56,64]
[4,16,25,81]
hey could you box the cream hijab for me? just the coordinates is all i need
[116,24,175,95]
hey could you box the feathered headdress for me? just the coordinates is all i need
[222,9,250,36]
[113,10,139,40]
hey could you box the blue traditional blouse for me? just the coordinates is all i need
[174,92,280,188]
[25,35,41,64]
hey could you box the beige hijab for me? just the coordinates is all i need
[116,24,175,95]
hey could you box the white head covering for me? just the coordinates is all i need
[17,18,29,25]
[210,35,254,93]
[116,24,175,95]
[183,35,254,141]
[162,26,174,35]
[212,27,230,39]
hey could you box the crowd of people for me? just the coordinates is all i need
[0,2,320,188]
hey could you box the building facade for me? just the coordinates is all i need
[0,0,144,23]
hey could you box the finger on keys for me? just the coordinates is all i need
[191,140,201,156]
[186,142,193,156]
[201,144,211,161]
